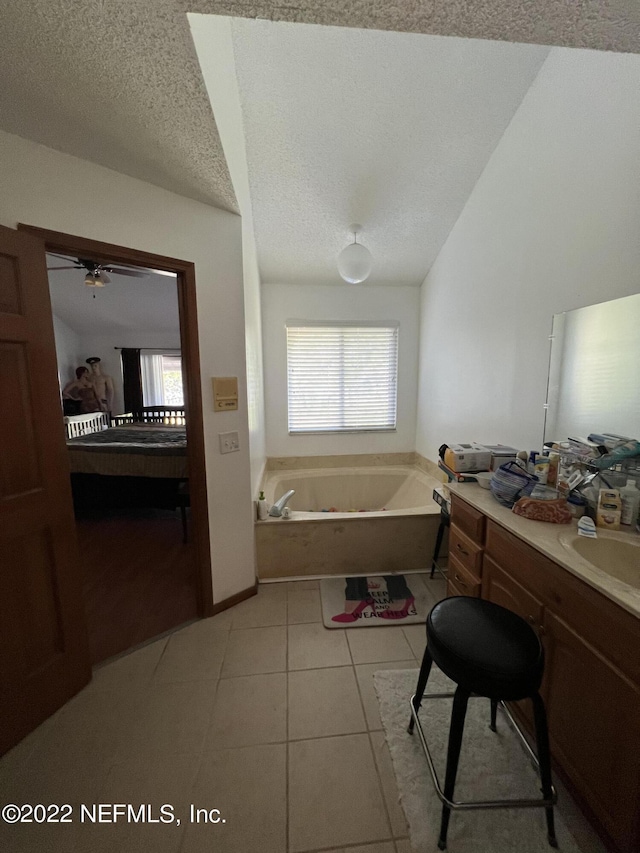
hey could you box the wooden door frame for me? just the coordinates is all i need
[18,224,214,617]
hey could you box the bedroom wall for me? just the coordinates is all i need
[415,48,640,464]
[52,314,82,393]
[0,128,255,604]
[262,282,420,458]
[75,332,182,415]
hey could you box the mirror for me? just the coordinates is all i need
[544,292,640,445]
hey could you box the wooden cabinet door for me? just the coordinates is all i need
[482,555,544,729]
[0,225,90,754]
[482,555,544,632]
[543,609,640,853]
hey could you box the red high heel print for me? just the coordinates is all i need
[331,598,375,623]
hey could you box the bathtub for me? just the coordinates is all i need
[256,466,445,580]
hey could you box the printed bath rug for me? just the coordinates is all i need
[374,667,586,853]
[320,573,432,628]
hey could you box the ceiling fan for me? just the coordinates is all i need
[46,254,174,287]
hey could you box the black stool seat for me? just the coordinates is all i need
[409,596,557,850]
[428,597,543,701]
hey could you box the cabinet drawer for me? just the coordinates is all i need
[450,494,485,544]
[448,554,481,597]
[449,525,483,580]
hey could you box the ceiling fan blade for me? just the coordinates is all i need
[143,268,176,278]
[106,268,147,278]
[103,260,175,278]
[47,266,79,270]
[49,252,79,264]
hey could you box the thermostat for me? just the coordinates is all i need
[212,376,238,411]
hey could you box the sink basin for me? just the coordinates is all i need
[559,531,640,589]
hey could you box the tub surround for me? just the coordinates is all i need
[256,465,444,579]
[266,452,417,471]
[414,452,446,480]
[448,482,640,618]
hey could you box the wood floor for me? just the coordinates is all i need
[76,507,198,664]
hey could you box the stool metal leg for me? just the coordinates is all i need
[489,698,498,732]
[407,644,433,734]
[438,686,470,850]
[531,692,558,848]
[430,518,446,578]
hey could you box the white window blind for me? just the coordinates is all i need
[287,323,398,434]
[141,353,184,406]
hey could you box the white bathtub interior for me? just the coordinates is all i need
[261,466,442,519]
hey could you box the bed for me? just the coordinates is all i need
[64,412,188,510]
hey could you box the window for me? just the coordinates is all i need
[141,353,184,406]
[287,322,398,434]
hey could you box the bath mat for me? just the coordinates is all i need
[320,573,432,628]
[374,667,586,853]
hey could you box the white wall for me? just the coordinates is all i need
[263,282,420,457]
[0,129,255,603]
[416,48,640,464]
[190,14,267,498]
[52,314,82,392]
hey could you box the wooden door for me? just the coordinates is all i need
[542,609,640,853]
[0,225,90,755]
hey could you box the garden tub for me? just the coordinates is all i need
[256,466,444,579]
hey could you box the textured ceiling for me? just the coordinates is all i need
[225,20,549,286]
[0,2,638,217]
[48,256,179,337]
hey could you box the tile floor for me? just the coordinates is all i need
[0,573,599,853]
[0,575,446,853]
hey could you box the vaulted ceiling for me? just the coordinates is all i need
[220,20,549,286]
[1,1,638,217]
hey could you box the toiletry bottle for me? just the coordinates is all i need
[620,479,640,526]
[257,491,268,521]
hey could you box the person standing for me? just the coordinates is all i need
[86,357,115,414]
[62,366,102,415]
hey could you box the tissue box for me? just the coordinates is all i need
[483,444,520,471]
[596,508,621,530]
[444,443,491,473]
[596,489,621,530]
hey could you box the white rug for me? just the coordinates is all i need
[320,574,432,628]
[374,668,585,853]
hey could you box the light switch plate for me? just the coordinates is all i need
[219,431,240,454]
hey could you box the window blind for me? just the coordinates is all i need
[287,323,398,434]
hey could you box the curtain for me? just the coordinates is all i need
[121,348,143,414]
[141,353,165,406]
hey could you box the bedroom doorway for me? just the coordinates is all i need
[21,225,213,665]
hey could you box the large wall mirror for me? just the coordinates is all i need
[544,292,640,445]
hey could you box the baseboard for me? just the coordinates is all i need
[211,583,257,615]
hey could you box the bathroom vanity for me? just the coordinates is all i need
[447,483,640,853]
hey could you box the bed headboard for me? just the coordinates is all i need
[64,412,110,439]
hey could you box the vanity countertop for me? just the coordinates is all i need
[448,482,640,620]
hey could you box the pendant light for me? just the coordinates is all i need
[337,224,373,284]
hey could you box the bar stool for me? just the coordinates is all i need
[430,504,450,579]
[408,597,557,850]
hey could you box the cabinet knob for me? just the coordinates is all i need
[454,573,468,588]
[456,543,469,556]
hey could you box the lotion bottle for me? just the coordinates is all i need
[257,491,268,521]
[620,479,640,526]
